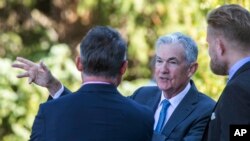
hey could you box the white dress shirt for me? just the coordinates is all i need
[153,82,191,129]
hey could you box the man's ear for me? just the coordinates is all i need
[188,62,198,78]
[75,56,83,71]
[120,61,128,75]
[216,37,226,56]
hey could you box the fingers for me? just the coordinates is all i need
[28,77,34,84]
[15,70,35,84]
[12,63,28,70]
[12,57,40,71]
[13,57,39,84]
[15,68,36,84]
[16,72,34,84]
[39,61,49,72]
[16,72,29,78]
[16,57,37,66]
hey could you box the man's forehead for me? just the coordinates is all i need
[156,43,184,51]
[156,46,185,60]
[156,55,181,61]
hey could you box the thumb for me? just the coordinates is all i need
[40,61,49,72]
[28,76,34,84]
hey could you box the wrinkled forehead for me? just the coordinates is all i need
[156,43,186,59]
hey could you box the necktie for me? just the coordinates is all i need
[155,99,170,133]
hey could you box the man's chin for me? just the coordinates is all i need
[158,85,170,91]
[210,67,227,76]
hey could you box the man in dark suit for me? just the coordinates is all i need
[13,26,154,141]
[13,32,215,141]
[130,32,215,141]
[202,4,250,141]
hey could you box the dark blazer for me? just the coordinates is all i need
[130,81,215,141]
[204,62,250,141]
[30,84,154,141]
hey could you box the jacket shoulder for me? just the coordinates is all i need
[130,86,160,99]
[196,92,216,110]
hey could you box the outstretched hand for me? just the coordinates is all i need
[12,57,62,96]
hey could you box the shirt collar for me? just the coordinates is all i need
[228,57,250,81]
[159,82,191,108]
[82,81,111,86]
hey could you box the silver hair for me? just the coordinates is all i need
[155,32,198,64]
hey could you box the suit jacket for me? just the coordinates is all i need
[204,62,250,141]
[130,81,215,141]
[30,84,154,141]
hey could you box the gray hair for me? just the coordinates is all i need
[155,32,198,64]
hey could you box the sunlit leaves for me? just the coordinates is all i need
[1,0,250,140]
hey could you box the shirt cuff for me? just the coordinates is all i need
[51,83,64,99]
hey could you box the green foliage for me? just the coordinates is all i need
[0,45,79,140]
[1,0,250,140]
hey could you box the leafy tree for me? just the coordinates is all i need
[0,0,249,140]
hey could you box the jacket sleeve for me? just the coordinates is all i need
[183,98,215,141]
[128,87,144,100]
[47,86,72,101]
[30,105,45,141]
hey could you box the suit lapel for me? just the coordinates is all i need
[147,90,162,112]
[161,82,199,138]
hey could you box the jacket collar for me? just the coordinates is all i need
[75,83,119,94]
[229,61,250,83]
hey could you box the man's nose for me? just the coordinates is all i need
[160,62,169,73]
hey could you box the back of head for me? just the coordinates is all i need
[80,26,127,78]
[155,32,198,65]
[207,4,250,48]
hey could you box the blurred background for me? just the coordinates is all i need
[0,0,249,140]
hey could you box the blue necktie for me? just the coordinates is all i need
[155,99,170,133]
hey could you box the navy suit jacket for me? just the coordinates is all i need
[204,62,250,141]
[130,81,215,141]
[30,84,154,141]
